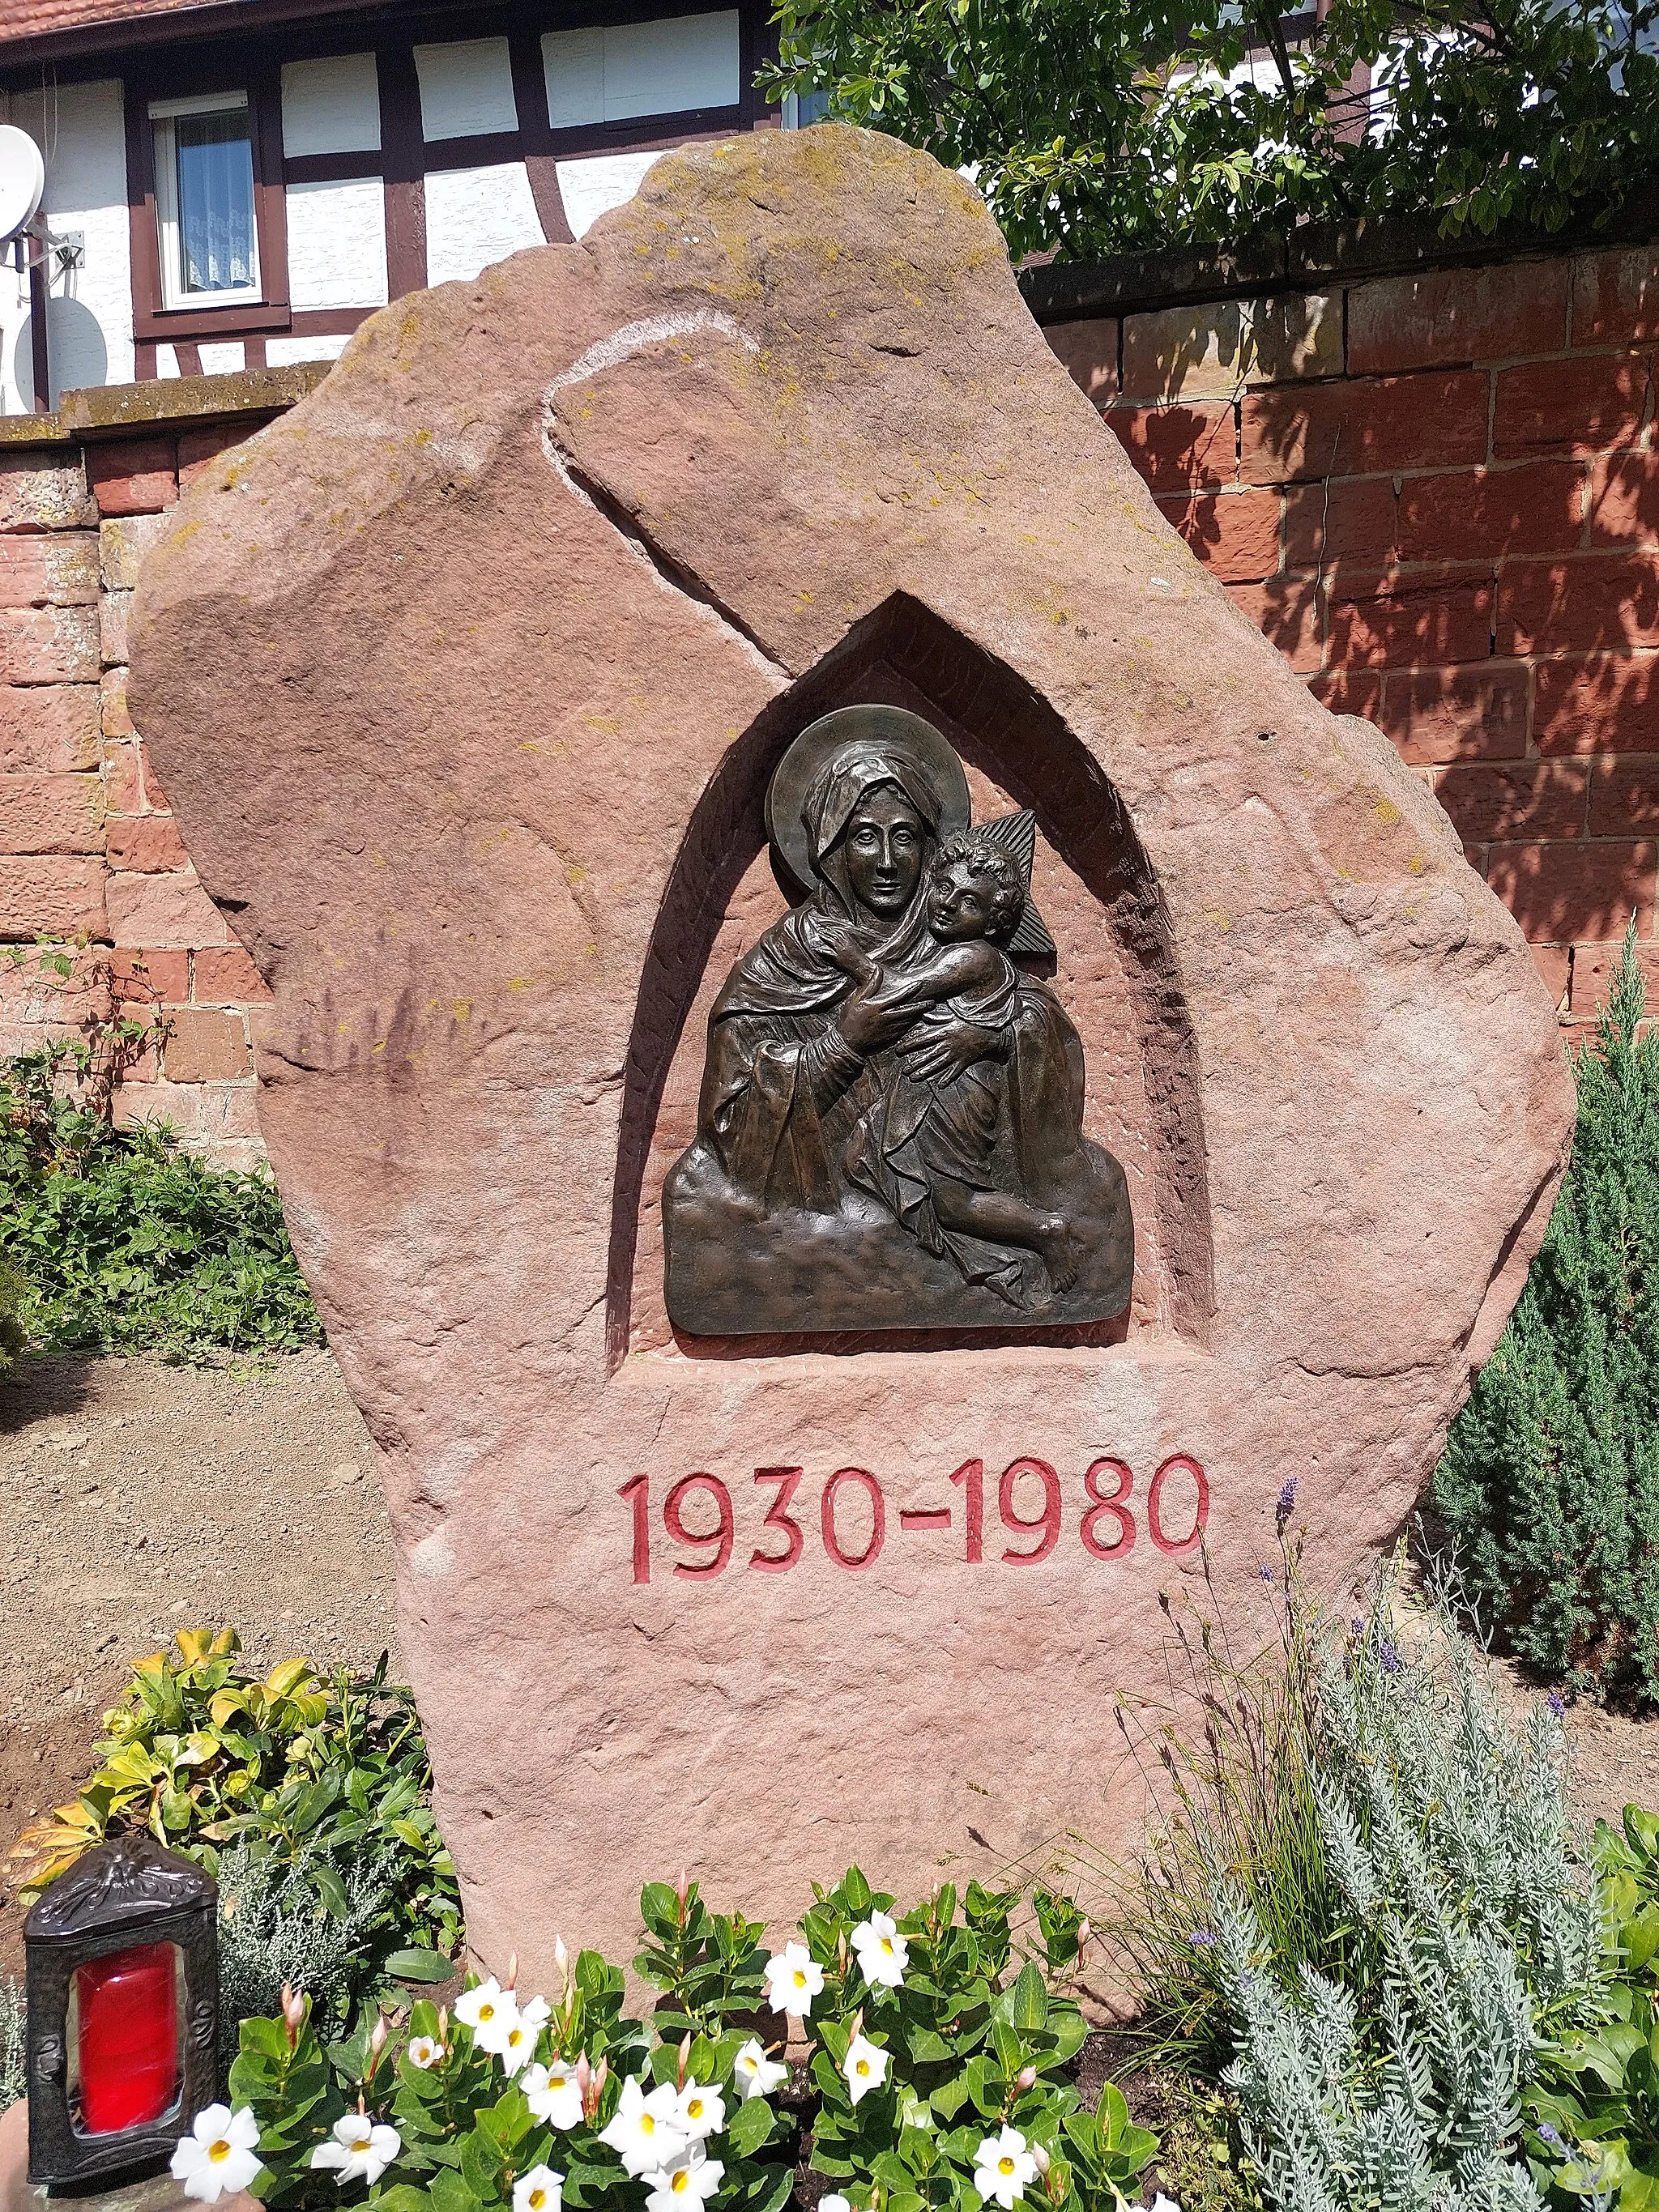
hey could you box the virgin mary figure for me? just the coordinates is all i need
[662,705,1132,1335]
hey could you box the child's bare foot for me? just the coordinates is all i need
[1038,1217,1080,1294]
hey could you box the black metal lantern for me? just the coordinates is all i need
[24,1834,219,2187]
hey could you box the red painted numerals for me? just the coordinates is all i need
[619,1452,1208,1583]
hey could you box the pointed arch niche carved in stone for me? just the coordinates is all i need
[607,594,1215,1365]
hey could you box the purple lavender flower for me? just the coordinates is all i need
[1548,1691,1566,1718]
[1275,1479,1299,1534]
[1260,1564,1276,1584]
[1380,1636,1402,1676]
[1189,1929,1218,1949]
[1538,2125,1562,2147]
[1350,1616,1366,1638]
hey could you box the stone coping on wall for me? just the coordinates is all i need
[1021,192,1659,323]
[0,364,331,450]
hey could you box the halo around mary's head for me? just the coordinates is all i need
[766,705,973,901]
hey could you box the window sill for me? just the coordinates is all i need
[134,299,292,342]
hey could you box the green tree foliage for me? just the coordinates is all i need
[0,1037,322,1362]
[1435,925,1659,1707]
[760,0,1659,262]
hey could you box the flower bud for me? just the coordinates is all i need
[555,1935,571,1998]
[1016,2065,1038,2091]
[369,2014,389,2069]
[437,2006,449,2044]
[282,1984,305,2046]
[1033,2146,1051,2176]
[676,1869,689,1916]
[678,2032,692,2089]
[505,1951,519,1992]
[1076,1920,1091,1955]
[590,2054,609,2121]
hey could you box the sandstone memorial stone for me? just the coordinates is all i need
[130,125,1575,1985]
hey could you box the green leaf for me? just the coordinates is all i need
[386,1948,456,1982]
[1007,1962,1048,2035]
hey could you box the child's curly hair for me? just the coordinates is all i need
[931,830,1025,943]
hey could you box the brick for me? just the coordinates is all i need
[1499,554,1659,655]
[193,941,271,1004]
[1589,754,1659,833]
[1486,837,1656,940]
[1154,489,1281,581]
[1240,371,1489,485]
[1531,942,1571,1008]
[101,738,143,813]
[0,769,104,854]
[160,1007,250,1082]
[1434,759,1589,842]
[0,854,105,940]
[114,1077,260,1142]
[1397,461,1585,562]
[100,667,134,739]
[1327,569,1493,669]
[0,603,100,683]
[100,513,174,593]
[1283,476,1399,570]
[1572,248,1659,346]
[178,423,255,488]
[1044,318,1119,407]
[104,864,229,949]
[1247,293,1342,386]
[106,813,189,872]
[1226,576,1321,671]
[1568,934,1659,1015]
[1375,664,1529,764]
[0,684,99,772]
[1589,451,1659,546]
[1103,403,1235,492]
[1305,667,1384,723]
[0,453,95,532]
[1493,353,1650,458]
[87,439,178,518]
[0,535,99,607]
[1122,302,1252,403]
[109,945,190,1005]
[1348,260,1570,374]
[100,590,130,670]
[1535,653,1659,753]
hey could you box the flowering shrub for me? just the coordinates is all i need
[201,1874,1156,2212]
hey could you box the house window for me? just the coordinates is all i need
[150,93,261,306]
[782,88,830,126]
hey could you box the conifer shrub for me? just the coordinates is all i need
[1434,924,1659,1707]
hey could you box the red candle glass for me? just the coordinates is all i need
[74,1941,179,2133]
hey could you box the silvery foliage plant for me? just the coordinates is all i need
[1211,1564,1605,2212]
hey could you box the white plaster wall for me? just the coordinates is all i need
[267,331,352,365]
[282,53,382,156]
[198,339,245,373]
[1,78,133,410]
[286,176,389,309]
[543,13,738,125]
[415,39,519,140]
[555,148,667,239]
[424,161,544,283]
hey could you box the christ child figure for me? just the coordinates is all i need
[824,829,1080,1302]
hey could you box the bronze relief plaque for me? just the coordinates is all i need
[663,705,1135,1335]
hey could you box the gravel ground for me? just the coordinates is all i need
[0,1347,399,1978]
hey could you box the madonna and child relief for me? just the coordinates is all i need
[663,706,1135,1336]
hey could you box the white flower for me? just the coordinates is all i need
[309,2115,402,2187]
[523,2056,586,2130]
[599,2073,691,2177]
[732,2038,788,2102]
[1148,2197,1182,2212]
[851,1912,909,1990]
[974,2126,1038,2210]
[170,2105,262,2203]
[676,2080,726,2140]
[514,2163,565,2212]
[842,2035,888,2107]
[407,2035,441,2071]
[643,2142,725,2212]
[455,1977,518,2056]
[763,1941,825,2019]
[499,1996,551,2076]
[820,2198,851,2212]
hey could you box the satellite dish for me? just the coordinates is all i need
[0,126,45,246]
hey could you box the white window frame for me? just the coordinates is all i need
[150,90,262,309]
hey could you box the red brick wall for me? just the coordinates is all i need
[1045,241,1659,1028]
[0,422,270,1167]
